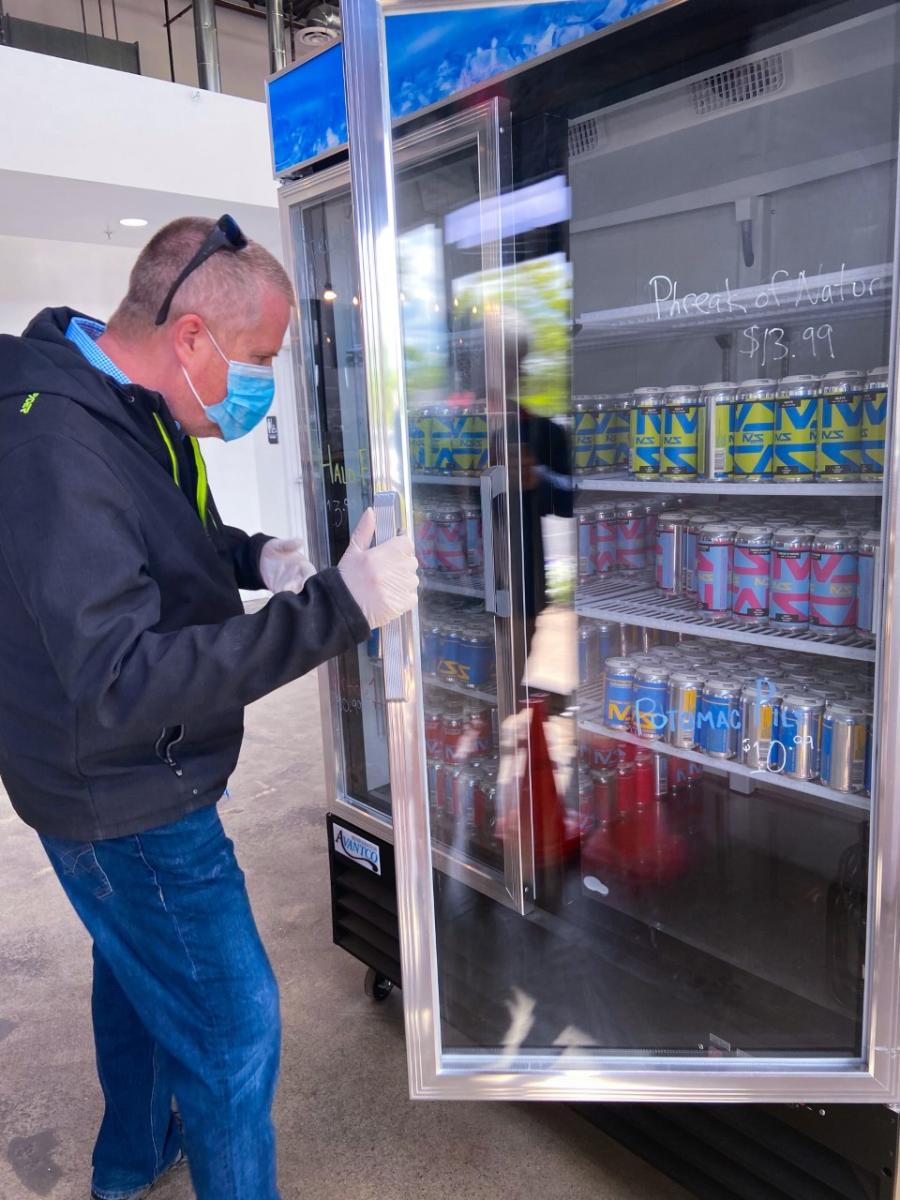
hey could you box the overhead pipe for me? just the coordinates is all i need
[267,0,286,74]
[192,0,221,91]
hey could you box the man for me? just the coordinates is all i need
[0,216,418,1200]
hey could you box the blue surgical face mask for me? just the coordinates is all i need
[182,326,275,441]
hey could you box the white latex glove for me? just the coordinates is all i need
[337,508,419,629]
[259,538,317,594]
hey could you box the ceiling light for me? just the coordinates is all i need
[119,217,148,228]
[323,282,338,302]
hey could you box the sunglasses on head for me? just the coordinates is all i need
[155,214,248,327]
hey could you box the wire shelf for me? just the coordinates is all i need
[421,572,484,599]
[576,574,876,663]
[412,473,480,488]
[577,687,870,812]
[575,476,883,498]
[424,676,498,707]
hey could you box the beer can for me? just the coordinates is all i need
[577,509,596,580]
[733,379,776,481]
[438,628,463,684]
[668,670,703,749]
[419,407,437,472]
[683,517,704,599]
[698,678,742,759]
[594,504,617,574]
[413,507,438,571]
[431,406,457,474]
[653,753,669,798]
[643,500,660,552]
[603,657,635,730]
[628,387,664,479]
[587,731,622,771]
[573,398,596,474]
[774,376,819,482]
[424,706,444,759]
[856,529,880,636]
[611,395,631,470]
[442,712,466,763]
[634,751,655,806]
[731,525,772,624]
[810,529,858,636]
[616,760,637,814]
[634,665,670,739]
[862,366,888,480]
[463,404,488,475]
[740,680,782,771]
[696,523,735,617]
[769,526,813,629]
[817,370,863,480]
[776,694,824,781]
[458,632,494,689]
[661,386,702,478]
[592,396,618,474]
[462,503,483,571]
[655,513,689,595]
[422,624,442,675]
[409,409,428,471]
[435,508,467,573]
[594,621,621,662]
[466,707,493,757]
[821,702,867,793]
[578,622,601,687]
[615,502,648,572]
[592,768,617,826]
[700,382,737,480]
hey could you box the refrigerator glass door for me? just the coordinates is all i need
[339,0,900,1100]
[286,103,532,905]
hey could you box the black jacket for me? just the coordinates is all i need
[0,308,369,840]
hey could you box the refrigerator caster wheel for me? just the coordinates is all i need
[364,968,394,1002]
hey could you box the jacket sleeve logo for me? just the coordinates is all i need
[20,392,39,414]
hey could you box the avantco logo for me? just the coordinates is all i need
[332,823,382,875]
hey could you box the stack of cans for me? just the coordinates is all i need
[591,632,874,794]
[421,595,496,690]
[579,367,888,483]
[409,403,488,476]
[653,502,879,640]
[576,495,680,581]
[414,494,484,579]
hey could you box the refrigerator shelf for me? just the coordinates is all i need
[575,262,891,348]
[577,695,870,813]
[421,572,484,599]
[576,477,883,498]
[576,574,876,663]
[424,676,498,706]
[412,473,480,488]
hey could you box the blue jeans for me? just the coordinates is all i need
[41,806,281,1200]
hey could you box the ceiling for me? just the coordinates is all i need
[0,168,282,254]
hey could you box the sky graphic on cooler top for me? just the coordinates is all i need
[269,0,667,174]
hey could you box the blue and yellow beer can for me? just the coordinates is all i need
[661,386,702,477]
[733,379,776,481]
[592,396,618,474]
[611,395,631,469]
[628,387,664,479]
[816,370,863,480]
[430,406,457,475]
[774,375,819,482]
[573,398,596,474]
[862,366,889,481]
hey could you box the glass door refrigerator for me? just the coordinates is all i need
[272,0,900,1106]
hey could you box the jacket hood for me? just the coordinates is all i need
[0,307,171,452]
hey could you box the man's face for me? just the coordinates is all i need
[169,285,292,437]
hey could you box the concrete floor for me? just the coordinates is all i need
[0,672,691,1200]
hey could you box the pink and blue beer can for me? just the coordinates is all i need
[695,523,734,616]
[810,529,858,636]
[731,526,772,623]
[769,526,812,629]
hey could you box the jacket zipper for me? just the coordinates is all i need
[155,725,185,777]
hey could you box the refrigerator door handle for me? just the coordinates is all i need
[481,465,510,618]
[373,490,408,702]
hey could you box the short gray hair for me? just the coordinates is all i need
[108,216,294,339]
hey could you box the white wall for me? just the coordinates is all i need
[4,0,271,101]
[0,233,303,550]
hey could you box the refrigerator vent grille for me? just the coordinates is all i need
[691,53,786,115]
[568,115,602,159]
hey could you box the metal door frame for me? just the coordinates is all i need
[338,0,900,1101]
[278,98,534,910]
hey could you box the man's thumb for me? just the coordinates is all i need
[349,507,376,552]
